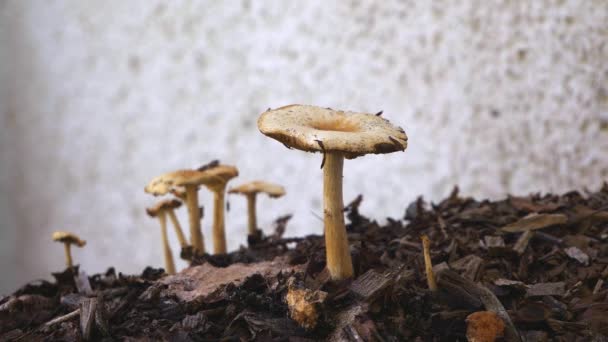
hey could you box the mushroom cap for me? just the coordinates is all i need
[228,181,286,198]
[200,164,239,191]
[146,199,182,217]
[145,165,237,196]
[170,187,188,200]
[52,231,86,247]
[257,104,408,159]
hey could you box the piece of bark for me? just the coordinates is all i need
[501,213,568,233]
[286,281,328,330]
[74,271,93,295]
[494,279,528,291]
[152,256,303,302]
[512,230,534,255]
[437,269,522,342]
[526,282,566,297]
[80,297,97,340]
[349,268,404,302]
[563,246,590,265]
[450,255,483,281]
[484,236,509,256]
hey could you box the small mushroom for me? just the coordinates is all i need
[146,199,182,274]
[198,164,239,254]
[228,181,286,237]
[258,105,407,280]
[52,231,86,269]
[421,234,438,291]
[145,170,216,255]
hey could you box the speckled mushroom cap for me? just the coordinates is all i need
[52,231,86,247]
[228,181,286,198]
[146,199,182,217]
[145,170,216,196]
[199,164,239,189]
[257,104,408,159]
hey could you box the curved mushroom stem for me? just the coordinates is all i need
[167,209,188,248]
[158,211,176,275]
[246,193,258,235]
[64,243,73,269]
[421,235,437,291]
[212,188,227,254]
[185,185,205,254]
[323,152,354,280]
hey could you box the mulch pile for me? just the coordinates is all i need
[2,185,608,341]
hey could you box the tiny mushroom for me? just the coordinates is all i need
[258,104,407,280]
[145,169,212,255]
[52,231,86,269]
[146,199,182,274]
[198,164,239,254]
[228,181,286,237]
[421,235,438,291]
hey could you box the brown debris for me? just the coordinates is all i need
[501,213,568,233]
[5,185,608,340]
[285,279,328,329]
[466,311,505,342]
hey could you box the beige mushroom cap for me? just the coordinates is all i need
[144,165,238,196]
[52,231,86,247]
[146,199,182,217]
[257,104,408,159]
[199,164,239,190]
[229,181,286,198]
[170,187,188,200]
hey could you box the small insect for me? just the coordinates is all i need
[375,110,383,116]
[226,201,230,211]
[315,140,326,169]
[197,160,219,172]
[282,143,292,150]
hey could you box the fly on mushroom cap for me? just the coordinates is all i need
[257,104,407,159]
[144,169,217,255]
[258,104,408,280]
[52,231,86,269]
[197,164,239,255]
[228,181,286,238]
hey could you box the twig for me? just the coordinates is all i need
[421,235,437,292]
[43,309,80,327]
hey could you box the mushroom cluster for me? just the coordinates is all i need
[48,104,406,280]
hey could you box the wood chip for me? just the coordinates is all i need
[526,282,566,297]
[501,213,568,233]
[450,255,483,281]
[563,246,590,265]
[512,230,534,255]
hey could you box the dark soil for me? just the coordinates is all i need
[3,186,608,341]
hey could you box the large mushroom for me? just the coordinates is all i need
[258,104,407,280]
[52,231,86,269]
[198,164,239,254]
[228,181,286,238]
[146,199,182,274]
[145,170,211,255]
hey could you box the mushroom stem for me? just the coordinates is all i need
[167,209,187,248]
[323,152,353,280]
[64,243,73,269]
[212,189,227,254]
[246,193,258,235]
[158,211,176,275]
[421,235,437,291]
[185,185,205,254]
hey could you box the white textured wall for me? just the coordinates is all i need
[1,0,607,294]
